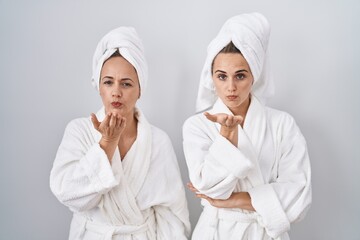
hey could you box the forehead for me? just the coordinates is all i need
[213,53,250,70]
[101,56,137,76]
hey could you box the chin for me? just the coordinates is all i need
[105,107,124,115]
[225,101,241,108]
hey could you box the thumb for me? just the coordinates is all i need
[90,113,100,130]
[234,115,244,124]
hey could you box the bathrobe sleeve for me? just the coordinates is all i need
[149,128,191,239]
[248,113,312,238]
[183,115,253,199]
[50,118,119,212]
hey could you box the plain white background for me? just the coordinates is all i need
[0,0,359,239]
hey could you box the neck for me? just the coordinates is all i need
[121,110,138,139]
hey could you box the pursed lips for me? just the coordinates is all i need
[111,101,123,108]
[226,95,238,101]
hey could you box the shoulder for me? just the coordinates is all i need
[182,112,209,134]
[265,106,305,142]
[64,117,93,136]
[265,107,297,126]
[149,125,179,166]
[150,125,173,147]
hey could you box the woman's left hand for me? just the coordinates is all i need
[187,182,255,211]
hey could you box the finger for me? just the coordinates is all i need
[220,115,229,126]
[90,113,100,130]
[234,115,243,124]
[188,182,199,191]
[102,113,111,127]
[225,115,233,127]
[196,194,219,207]
[188,186,197,193]
[109,113,116,128]
[204,112,218,123]
[186,183,198,193]
[119,117,127,131]
[196,194,213,202]
[115,114,122,128]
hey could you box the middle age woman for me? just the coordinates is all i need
[50,27,190,240]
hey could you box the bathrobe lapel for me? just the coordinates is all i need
[94,107,152,225]
[210,96,266,187]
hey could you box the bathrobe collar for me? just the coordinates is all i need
[209,95,267,186]
[95,106,152,224]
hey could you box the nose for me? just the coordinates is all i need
[112,89,121,98]
[228,79,237,92]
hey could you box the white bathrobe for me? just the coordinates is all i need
[50,107,190,240]
[183,96,311,240]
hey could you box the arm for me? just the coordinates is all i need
[182,114,253,199]
[187,182,255,211]
[248,131,311,237]
[50,118,120,212]
[248,114,311,237]
[187,114,311,238]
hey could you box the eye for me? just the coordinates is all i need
[236,74,245,80]
[217,74,227,80]
[121,82,133,88]
[103,80,113,85]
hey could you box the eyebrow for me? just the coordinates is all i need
[235,69,248,73]
[102,76,134,82]
[214,69,248,74]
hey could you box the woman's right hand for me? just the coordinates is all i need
[204,112,243,129]
[91,113,126,162]
[204,112,242,146]
[91,112,126,142]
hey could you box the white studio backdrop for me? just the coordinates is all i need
[0,0,359,239]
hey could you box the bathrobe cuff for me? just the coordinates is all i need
[80,143,119,193]
[248,184,290,238]
[209,135,253,179]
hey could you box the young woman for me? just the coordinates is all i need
[183,13,311,240]
[50,27,190,240]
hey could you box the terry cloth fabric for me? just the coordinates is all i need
[91,27,148,95]
[196,12,275,112]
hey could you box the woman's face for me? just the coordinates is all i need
[212,53,253,115]
[99,56,140,117]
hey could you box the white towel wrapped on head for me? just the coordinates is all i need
[196,12,275,112]
[91,27,148,96]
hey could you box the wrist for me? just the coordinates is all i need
[220,126,237,139]
[100,136,119,146]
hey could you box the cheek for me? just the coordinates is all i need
[99,89,106,99]
[212,81,223,94]
[99,88,110,105]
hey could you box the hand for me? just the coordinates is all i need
[204,112,242,146]
[204,112,243,130]
[91,112,126,143]
[187,182,255,211]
